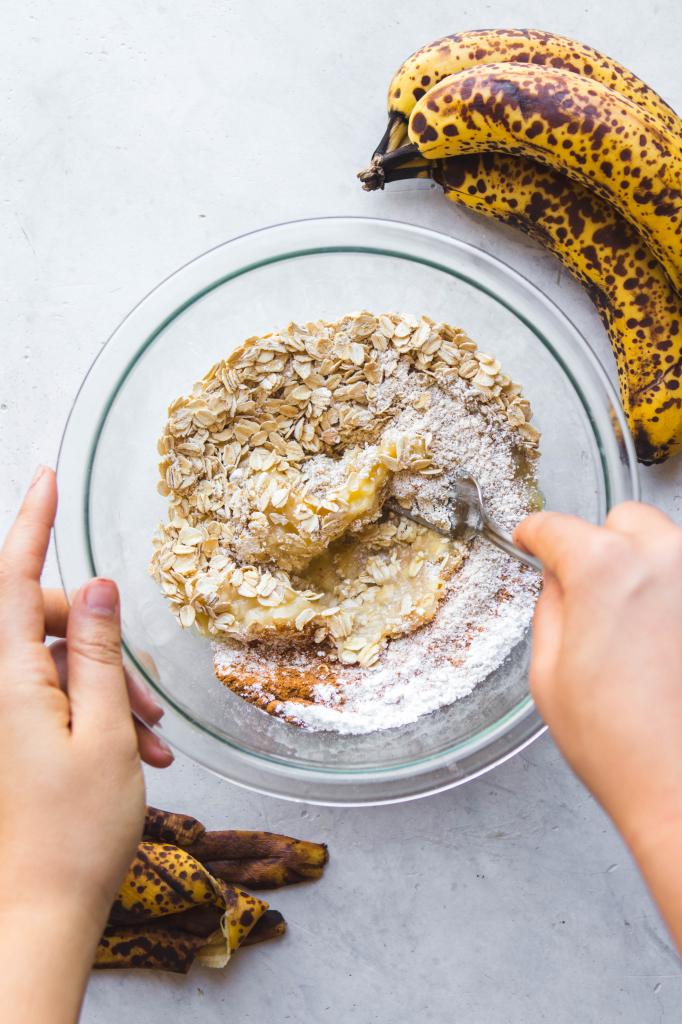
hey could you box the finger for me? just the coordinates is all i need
[66,578,135,741]
[135,720,174,768]
[514,511,601,583]
[0,466,57,577]
[527,572,564,711]
[50,639,167,764]
[49,639,163,725]
[605,500,676,538]
[0,467,57,644]
[49,638,68,688]
[44,588,69,638]
[127,671,164,726]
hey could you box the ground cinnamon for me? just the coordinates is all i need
[220,647,341,709]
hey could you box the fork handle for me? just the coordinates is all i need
[481,518,543,572]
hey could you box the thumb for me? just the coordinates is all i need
[514,511,599,583]
[66,578,135,740]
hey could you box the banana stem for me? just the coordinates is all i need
[357,143,422,191]
[381,164,433,184]
[372,112,408,158]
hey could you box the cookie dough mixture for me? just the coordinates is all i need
[151,312,541,733]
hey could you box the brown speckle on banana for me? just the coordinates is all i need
[384,29,682,144]
[405,64,682,293]
[362,150,682,462]
[98,840,272,971]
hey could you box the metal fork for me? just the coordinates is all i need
[386,473,542,572]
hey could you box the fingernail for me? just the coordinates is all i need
[29,465,47,489]
[83,578,119,616]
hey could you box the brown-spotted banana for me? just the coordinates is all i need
[400,64,682,292]
[362,150,682,462]
[375,27,682,158]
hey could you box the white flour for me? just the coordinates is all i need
[213,353,541,734]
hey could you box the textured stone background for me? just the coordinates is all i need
[1,1,681,1020]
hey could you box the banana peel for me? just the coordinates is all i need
[96,842,270,972]
[97,906,287,973]
[142,805,329,889]
[94,807,328,974]
[96,925,211,973]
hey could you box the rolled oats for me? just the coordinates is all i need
[151,312,540,663]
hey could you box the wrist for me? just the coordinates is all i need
[0,902,100,1024]
[612,795,682,954]
[613,791,682,865]
[0,882,109,952]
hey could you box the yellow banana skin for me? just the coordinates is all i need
[360,29,682,460]
[95,925,209,973]
[429,154,682,462]
[383,28,682,145]
[96,841,270,972]
[406,64,682,291]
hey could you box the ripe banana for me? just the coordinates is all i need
[363,149,682,461]
[436,155,681,461]
[403,64,682,292]
[359,30,682,460]
[377,28,682,156]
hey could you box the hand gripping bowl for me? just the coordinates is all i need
[56,217,638,806]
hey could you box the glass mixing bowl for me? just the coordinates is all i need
[55,217,638,805]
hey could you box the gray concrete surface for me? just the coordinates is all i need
[1,1,681,1020]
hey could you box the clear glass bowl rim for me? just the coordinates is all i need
[55,215,639,804]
